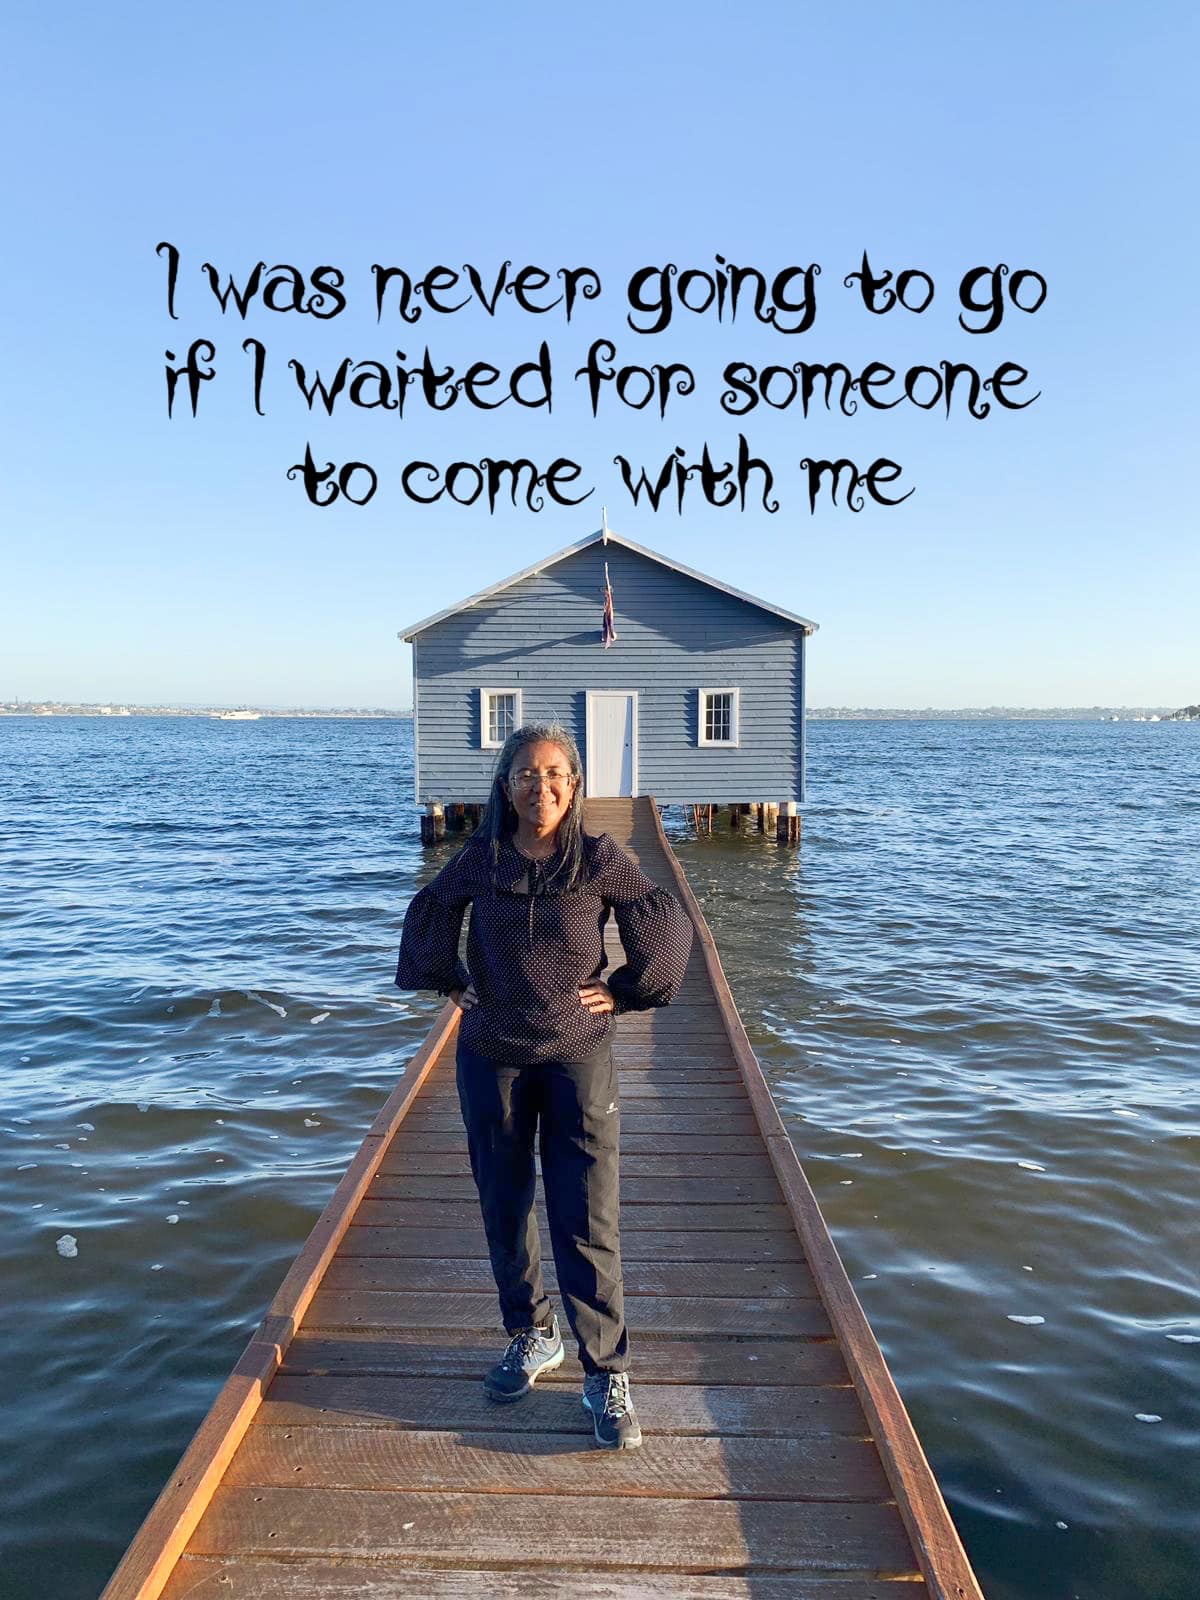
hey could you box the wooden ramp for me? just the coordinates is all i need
[102,797,983,1600]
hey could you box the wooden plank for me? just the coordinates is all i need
[320,1257,818,1299]
[353,1198,796,1232]
[400,1112,760,1135]
[282,1332,848,1387]
[303,1291,832,1338]
[367,1174,786,1204]
[262,1373,866,1438]
[164,1559,928,1600]
[379,1152,777,1179]
[99,1003,463,1600]
[226,1423,889,1500]
[416,1079,747,1099]
[645,799,984,1600]
[612,1050,736,1065]
[342,1226,806,1262]
[608,1020,733,1036]
[392,1132,768,1157]
[188,1487,916,1574]
[608,998,722,1013]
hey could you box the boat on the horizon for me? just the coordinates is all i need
[210,709,261,720]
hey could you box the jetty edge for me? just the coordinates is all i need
[100,795,984,1599]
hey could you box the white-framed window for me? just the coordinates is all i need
[480,687,522,749]
[698,687,740,746]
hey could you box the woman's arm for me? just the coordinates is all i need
[596,837,694,1013]
[394,845,476,997]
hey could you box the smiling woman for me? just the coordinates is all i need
[394,721,693,1449]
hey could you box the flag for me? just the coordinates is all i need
[601,562,617,648]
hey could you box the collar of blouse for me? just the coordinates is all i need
[496,833,571,894]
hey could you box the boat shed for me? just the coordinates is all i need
[398,525,817,826]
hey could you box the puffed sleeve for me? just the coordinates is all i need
[395,843,476,996]
[595,836,694,1014]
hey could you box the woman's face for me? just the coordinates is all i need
[505,739,578,838]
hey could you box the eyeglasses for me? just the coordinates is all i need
[510,768,575,790]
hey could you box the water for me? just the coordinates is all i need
[2,717,1197,1599]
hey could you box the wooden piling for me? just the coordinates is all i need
[777,802,802,844]
[420,803,445,845]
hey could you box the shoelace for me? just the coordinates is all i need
[501,1327,547,1371]
[587,1373,631,1417]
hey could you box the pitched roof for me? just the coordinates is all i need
[396,527,819,640]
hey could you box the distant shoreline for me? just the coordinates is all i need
[2,704,1189,722]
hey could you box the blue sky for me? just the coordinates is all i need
[2,2,1196,708]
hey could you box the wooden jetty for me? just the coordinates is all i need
[102,797,983,1599]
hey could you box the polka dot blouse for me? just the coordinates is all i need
[395,830,694,1064]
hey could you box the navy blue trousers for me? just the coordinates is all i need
[455,1037,629,1374]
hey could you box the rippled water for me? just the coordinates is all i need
[2,717,1197,1599]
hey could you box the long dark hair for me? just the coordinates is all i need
[476,721,586,890]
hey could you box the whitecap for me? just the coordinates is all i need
[136,1103,150,1113]
[248,992,287,1018]
[55,1143,71,1150]
[166,1214,180,1224]
[56,1235,78,1258]
[76,1122,95,1131]
[840,1152,863,1159]
[20,1056,31,1064]
[862,1273,878,1280]
[151,1263,164,1272]
[1056,1521,1068,1530]
[840,1179,853,1185]
[310,1012,330,1025]
[1007,1315,1045,1325]
[1017,1161,1046,1172]
[1134,1413,1162,1423]
[17,1163,37,1171]
[208,998,222,1017]
[304,1118,321,1127]
[1166,1333,1200,1344]
[1112,1109,1140,1118]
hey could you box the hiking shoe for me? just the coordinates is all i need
[582,1371,642,1449]
[483,1316,564,1402]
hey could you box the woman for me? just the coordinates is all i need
[395,722,693,1449]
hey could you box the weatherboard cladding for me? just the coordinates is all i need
[414,543,805,806]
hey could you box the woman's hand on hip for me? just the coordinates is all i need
[449,983,478,1011]
[578,980,615,1015]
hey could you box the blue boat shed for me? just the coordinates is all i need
[397,523,818,828]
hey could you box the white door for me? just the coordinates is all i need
[586,692,638,797]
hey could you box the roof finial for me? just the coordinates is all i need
[601,505,609,544]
